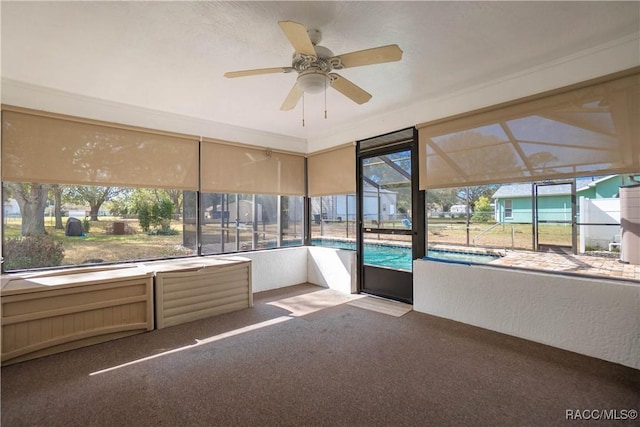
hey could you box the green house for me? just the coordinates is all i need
[492,175,623,223]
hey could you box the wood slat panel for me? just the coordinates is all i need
[2,295,149,326]
[162,269,249,293]
[2,322,151,363]
[163,279,249,303]
[163,293,249,318]
[163,301,250,328]
[2,281,148,316]
[162,274,248,295]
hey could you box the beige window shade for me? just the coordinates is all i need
[201,139,305,195]
[307,144,356,196]
[2,108,199,190]
[418,72,640,189]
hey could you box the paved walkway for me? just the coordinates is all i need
[489,250,640,281]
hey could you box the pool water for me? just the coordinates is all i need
[426,249,499,264]
[311,239,499,270]
[365,244,412,270]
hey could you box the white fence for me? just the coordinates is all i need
[579,197,620,252]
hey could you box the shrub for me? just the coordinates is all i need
[82,217,91,233]
[146,228,179,236]
[151,199,174,231]
[137,198,174,233]
[472,196,493,222]
[4,235,65,270]
[471,211,493,222]
[137,203,151,232]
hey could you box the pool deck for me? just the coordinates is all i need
[427,243,639,281]
[322,238,640,282]
[488,249,640,282]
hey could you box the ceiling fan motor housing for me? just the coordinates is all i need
[292,44,338,94]
[292,45,334,72]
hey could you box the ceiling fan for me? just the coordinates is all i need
[224,21,403,111]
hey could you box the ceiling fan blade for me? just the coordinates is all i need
[280,83,303,111]
[224,67,294,78]
[329,73,372,105]
[278,21,317,57]
[333,44,403,69]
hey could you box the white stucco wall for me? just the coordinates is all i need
[220,246,357,295]
[221,247,308,293]
[307,247,357,294]
[413,259,640,369]
[219,246,357,294]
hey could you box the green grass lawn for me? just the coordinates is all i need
[313,219,573,250]
[426,222,573,249]
[4,217,192,266]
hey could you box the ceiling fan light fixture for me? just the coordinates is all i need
[297,71,330,94]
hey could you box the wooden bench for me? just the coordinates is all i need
[1,265,154,365]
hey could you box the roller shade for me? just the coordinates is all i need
[418,72,640,189]
[307,143,356,196]
[201,138,305,195]
[2,107,199,190]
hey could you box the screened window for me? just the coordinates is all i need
[201,193,303,254]
[1,106,305,272]
[310,195,356,246]
[308,144,357,248]
[2,108,199,189]
[2,183,197,270]
[424,174,639,280]
[418,72,639,189]
[419,70,639,279]
[201,139,305,196]
[307,144,356,197]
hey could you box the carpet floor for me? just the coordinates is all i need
[1,283,638,426]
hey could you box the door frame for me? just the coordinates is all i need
[356,128,424,304]
[532,179,577,254]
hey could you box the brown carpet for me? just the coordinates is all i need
[1,283,638,427]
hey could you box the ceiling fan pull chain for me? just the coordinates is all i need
[324,78,327,119]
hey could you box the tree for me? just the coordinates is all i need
[461,185,499,208]
[5,183,50,235]
[165,189,183,218]
[472,196,494,222]
[50,185,64,229]
[105,197,128,217]
[126,188,182,218]
[67,186,121,220]
[104,188,134,217]
[427,185,498,213]
[426,188,459,213]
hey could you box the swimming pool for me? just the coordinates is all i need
[311,239,500,270]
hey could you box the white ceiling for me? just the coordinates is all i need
[2,1,639,153]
